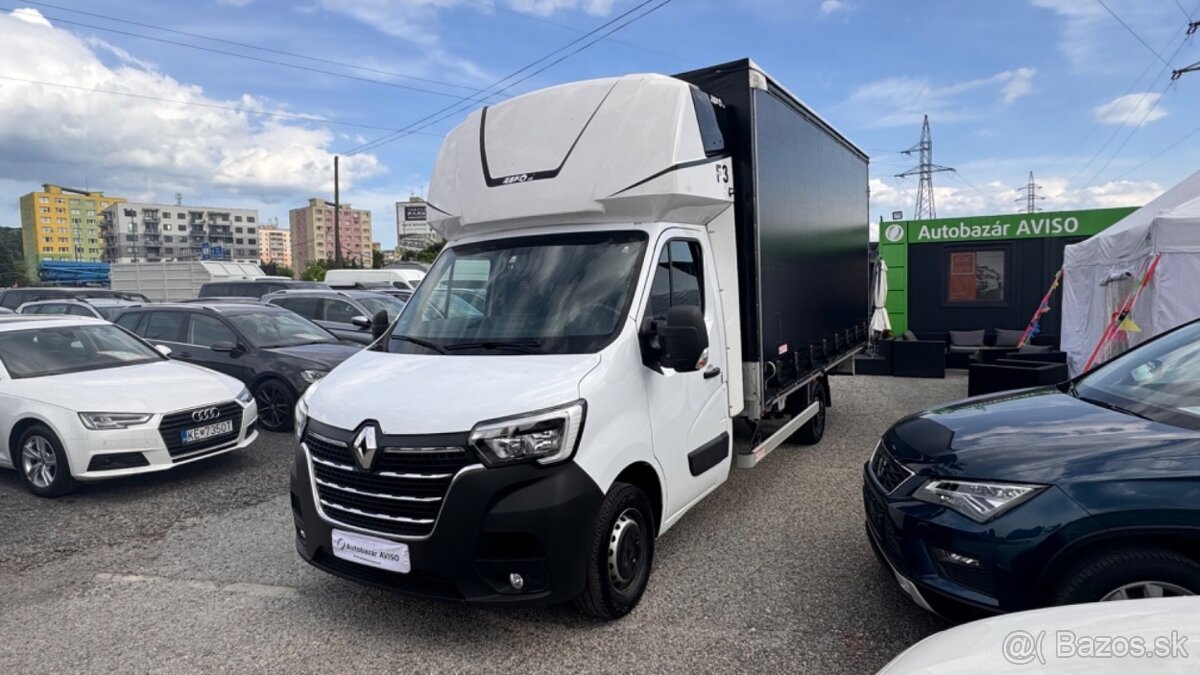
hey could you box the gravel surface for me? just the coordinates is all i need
[0,373,966,674]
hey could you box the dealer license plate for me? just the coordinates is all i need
[180,420,234,444]
[331,529,411,574]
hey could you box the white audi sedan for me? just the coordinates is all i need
[0,316,258,497]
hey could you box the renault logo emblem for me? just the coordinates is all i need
[191,407,220,423]
[352,423,379,471]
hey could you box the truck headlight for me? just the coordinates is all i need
[79,412,154,430]
[914,478,1046,523]
[469,400,586,467]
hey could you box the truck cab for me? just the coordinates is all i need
[291,60,867,619]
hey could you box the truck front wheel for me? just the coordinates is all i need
[576,481,656,620]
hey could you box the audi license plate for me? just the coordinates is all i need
[180,420,234,444]
[331,529,410,574]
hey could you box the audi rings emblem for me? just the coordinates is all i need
[191,407,221,423]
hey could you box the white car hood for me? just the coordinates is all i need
[306,349,601,434]
[879,596,1200,674]
[19,361,243,413]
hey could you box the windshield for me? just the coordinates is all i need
[357,294,406,321]
[1075,321,1200,431]
[389,231,648,355]
[0,324,162,378]
[227,311,338,349]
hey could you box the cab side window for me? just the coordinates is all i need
[646,239,704,322]
[115,312,144,333]
[189,314,238,347]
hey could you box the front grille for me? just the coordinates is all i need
[159,401,243,458]
[870,442,913,494]
[305,429,478,538]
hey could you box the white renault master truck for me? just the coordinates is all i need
[291,59,869,619]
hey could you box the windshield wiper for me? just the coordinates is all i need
[1077,394,1152,420]
[444,340,544,354]
[392,335,447,355]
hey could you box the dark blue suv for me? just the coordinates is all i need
[865,319,1200,620]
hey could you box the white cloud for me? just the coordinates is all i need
[0,9,383,201]
[508,0,621,16]
[870,172,1160,220]
[216,0,255,6]
[1093,92,1167,126]
[819,0,849,16]
[10,6,51,27]
[1029,0,1178,70]
[845,67,1036,128]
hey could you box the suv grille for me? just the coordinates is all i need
[159,401,243,459]
[870,442,913,494]
[305,430,478,538]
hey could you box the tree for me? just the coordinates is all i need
[301,258,333,282]
[372,248,384,269]
[0,227,30,287]
[274,265,294,279]
[416,241,445,263]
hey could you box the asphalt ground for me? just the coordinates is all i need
[0,373,967,674]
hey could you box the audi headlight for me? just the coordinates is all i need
[914,478,1046,523]
[79,412,154,430]
[236,386,253,405]
[469,400,586,467]
[300,369,327,384]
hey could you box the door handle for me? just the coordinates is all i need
[703,366,722,380]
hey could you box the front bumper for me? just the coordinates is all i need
[291,442,604,605]
[64,401,258,481]
[862,462,1091,619]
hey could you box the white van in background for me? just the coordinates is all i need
[323,268,425,290]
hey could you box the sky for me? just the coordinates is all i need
[1,0,1199,249]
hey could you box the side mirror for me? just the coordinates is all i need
[211,341,238,354]
[351,315,372,329]
[154,344,173,357]
[370,309,390,341]
[657,305,709,372]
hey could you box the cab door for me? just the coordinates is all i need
[639,233,731,523]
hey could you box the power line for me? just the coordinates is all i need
[345,0,673,156]
[0,74,444,136]
[1,5,503,103]
[1177,0,1193,19]
[1110,120,1200,181]
[1095,0,1170,66]
[1083,78,1175,188]
[16,0,486,95]
[458,0,697,65]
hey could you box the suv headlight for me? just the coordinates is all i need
[914,478,1046,523]
[469,400,586,467]
[294,388,312,441]
[79,412,154,430]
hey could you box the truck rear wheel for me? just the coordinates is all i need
[576,482,655,620]
[792,379,827,445]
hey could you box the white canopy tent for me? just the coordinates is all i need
[1062,168,1200,375]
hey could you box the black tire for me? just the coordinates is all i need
[793,379,827,445]
[1054,548,1200,605]
[576,482,656,620]
[254,379,296,433]
[15,424,78,498]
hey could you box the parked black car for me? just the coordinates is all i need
[865,319,1200,620]
[113,303,360,431]
[261,289,406,344]
[0,287,150,310]
[197,279,329,299]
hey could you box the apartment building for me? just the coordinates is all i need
[289,198,372,271]
[257,225,292,269]
[101,202,260,264]
[395,196,441,253]
[19,184,125,275]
